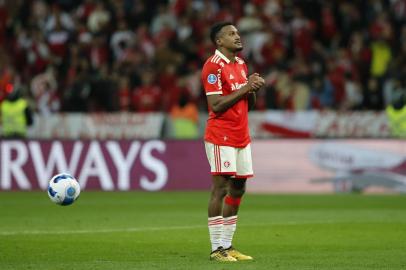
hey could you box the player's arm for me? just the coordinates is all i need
[207,74,264,113]
[247,73,265,111]
[207,84,252,113]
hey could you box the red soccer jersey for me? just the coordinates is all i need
[201,50,250,147]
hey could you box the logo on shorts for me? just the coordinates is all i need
[224,161,230,168]
[207,74,217,84]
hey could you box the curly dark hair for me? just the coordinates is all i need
[209,21,234,45]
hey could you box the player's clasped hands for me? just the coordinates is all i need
[248,73,265,92]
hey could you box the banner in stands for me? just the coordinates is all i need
[29,113,165,139]
[249,111,390,138]
[0,140,211,191]
[1,111,391,139]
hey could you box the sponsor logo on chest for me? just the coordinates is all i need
[231,82,247,91]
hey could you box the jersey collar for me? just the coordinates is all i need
[215,49,232,64]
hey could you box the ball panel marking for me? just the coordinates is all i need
[53,173,72,183]
[66,187,76,197]
[61,197,74,206]
[48,186,57,197]
[47,173,80,206]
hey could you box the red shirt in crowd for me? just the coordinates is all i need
[132,85,161,112]
[201,49,250,148]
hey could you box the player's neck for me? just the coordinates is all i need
[218,48,236,63]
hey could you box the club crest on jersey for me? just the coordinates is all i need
[224,161,231,168]
[207,74,217,84]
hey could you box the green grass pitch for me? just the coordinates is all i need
[1,192,406,270]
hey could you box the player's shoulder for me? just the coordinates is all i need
[203,54,225,69]
[235,56,245,65]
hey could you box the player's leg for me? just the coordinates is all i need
[222,178,246,250]
[205,142,237,261]
[223,178,246,217]
[208,175,237,261]
[222,144,254,260]
[223,143,253,223]
[208,175,228,217]
[205,141,237,221]
[208,175,228,253]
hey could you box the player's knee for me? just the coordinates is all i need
[229,186,245,198]
[211,185,227,199]
[229,180,246,198]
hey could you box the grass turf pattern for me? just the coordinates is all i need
[0,192,406,269]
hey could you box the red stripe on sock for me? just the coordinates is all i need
[224,217,237,223]
[208,217,224,226]
[208,220,223,225]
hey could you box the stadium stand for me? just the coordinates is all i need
[0,0,405,114]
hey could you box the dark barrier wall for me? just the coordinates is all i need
[0,140,211,191]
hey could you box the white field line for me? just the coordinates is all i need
[0,225,205,236]
[0,221,332,236]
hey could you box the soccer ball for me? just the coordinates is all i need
[47,173,81,206]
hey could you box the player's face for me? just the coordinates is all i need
[218,25,243,52]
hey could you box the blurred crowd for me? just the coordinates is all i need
[0,0,406,114]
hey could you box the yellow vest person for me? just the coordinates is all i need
[386,104,406,138]
[169,92,199,139]
[0,89,33,138]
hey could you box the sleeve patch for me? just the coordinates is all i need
[207,74,217,84]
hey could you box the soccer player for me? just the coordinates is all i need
[201,22,265,262]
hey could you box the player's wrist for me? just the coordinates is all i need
[247,85,258,94]
[245,84,254,94]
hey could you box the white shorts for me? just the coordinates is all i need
[204,141,254,178]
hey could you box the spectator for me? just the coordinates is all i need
[46,15,70,63]
[386,92,406,138]
[63,58,91,112]
[30,65,60,115]
[370,38,392,78]
[237,3,266,61]
[87,1,110,33]
[76,0,96,23]
[342,72,363,110]
[89,34,109,70]
[2,0,406,113]
[0,63,15,103]
[169,90,199,139]
[0,0,8,46]
[90,64,117,112]
[0,87,33,138]
[310,76,334,110]
[27,28,50,75]
[291,80,310,110]
[132,70,161,112]
[31,0,49,32]
[150,3,177,36]
[117,76,131,111]
[110,20,134,61]
[364,78,383,110]
[258,30,286,72]
[44,4,74,33]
